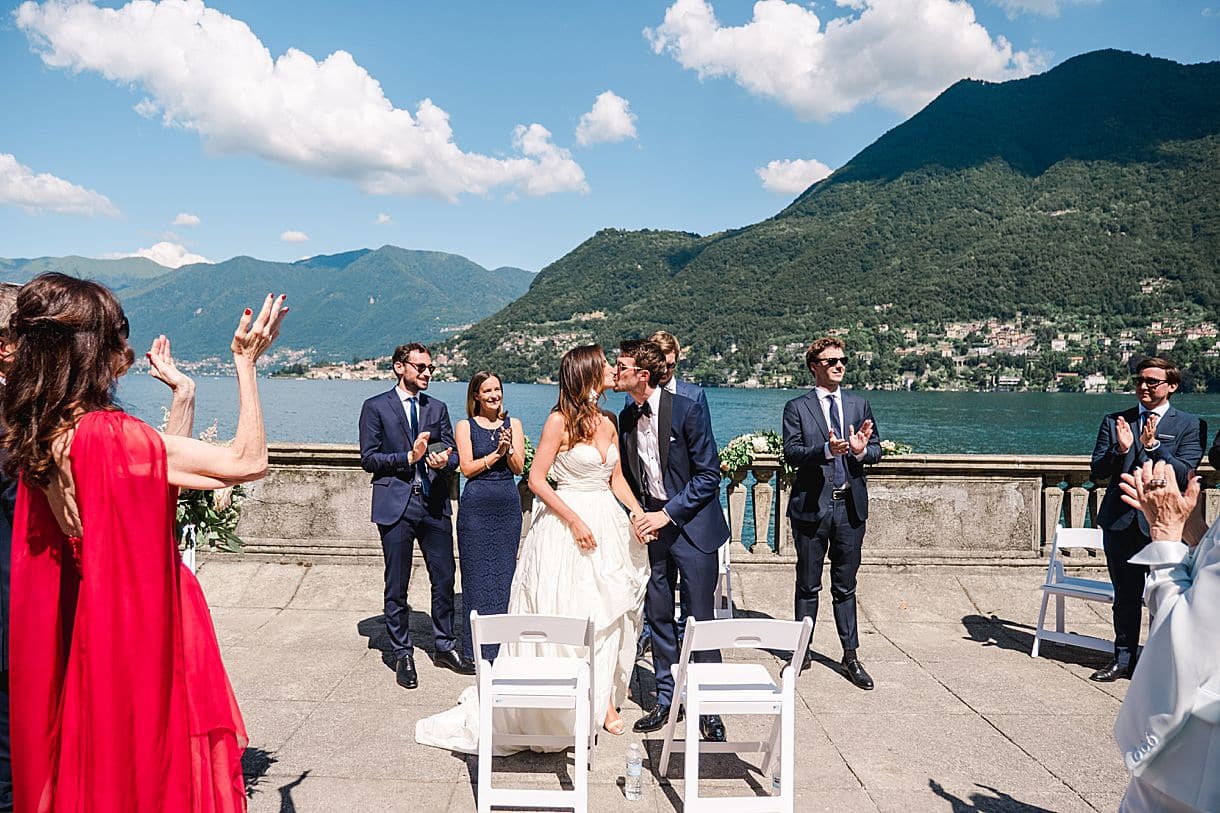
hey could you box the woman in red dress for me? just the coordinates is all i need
[1,273,288,812]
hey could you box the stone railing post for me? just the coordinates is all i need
[1063,472,1090,529]
[1042,477,1065,553]
[725,468,749,552]
[750,458,777,555]
[774,473,794,556]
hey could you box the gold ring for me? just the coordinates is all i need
[1147,478,1168,488]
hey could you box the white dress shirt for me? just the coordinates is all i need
[635,386,668,502]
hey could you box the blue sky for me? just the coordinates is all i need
[1,0,1218,272]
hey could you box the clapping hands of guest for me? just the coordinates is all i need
[827,429,850,456]
[495,425,513,457]
[848,419,874,456]
[1118,460,1206,546]
[1140,413,1159,449]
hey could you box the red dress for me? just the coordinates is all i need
[9,411,247,812]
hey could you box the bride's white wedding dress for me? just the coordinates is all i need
[415,442,648,754]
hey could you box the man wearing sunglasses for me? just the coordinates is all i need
[1090,356,1204,682]
[782,337,881,690]
[359,342,472,690]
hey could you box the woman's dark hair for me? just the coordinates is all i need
[465,371,506,419]
[555,345,605,445]
[2,273,133,487]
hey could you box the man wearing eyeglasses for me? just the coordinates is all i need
[1089,356,1204,682]
[782,337,881,690]
[359,342,472,690]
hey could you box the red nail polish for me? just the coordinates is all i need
[245,308,252,315]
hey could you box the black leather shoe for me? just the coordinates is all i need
[699,714,726,742]
[1089,658,1134,682]
[633,703,680,733]
[395,655,418,689]
[433,649,476,676]
[842,656,874,690]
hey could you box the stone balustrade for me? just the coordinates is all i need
[229,444,1217,565]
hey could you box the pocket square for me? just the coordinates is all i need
[1157,434,1176,440]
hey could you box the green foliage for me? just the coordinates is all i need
[443,51,1220,389]
[719,431,792,477]
[178,486,245,553]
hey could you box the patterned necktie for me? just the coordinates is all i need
[828,393,847,488]
[407,396,430,496]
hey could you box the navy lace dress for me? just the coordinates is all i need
[457,417,523,661]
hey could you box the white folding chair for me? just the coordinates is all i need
[1031,525,1114,657]
[471,612,596,813]
[656,617,813,812]
[713,539,734,619]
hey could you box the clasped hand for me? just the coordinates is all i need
[631,511,665,543]
[495,425,513,456]
[409,431,452,469]
[1115,414,1157,453]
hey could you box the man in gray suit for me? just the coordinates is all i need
[782,337,881,690]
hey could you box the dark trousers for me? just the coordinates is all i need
[0,669,10,812]
[378,497,457,661]
[792,498,865,654]
[646,523,721,708]
[1103,523,1151,660]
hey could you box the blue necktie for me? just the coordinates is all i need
[407,397,430,496]
[828,393,847,488]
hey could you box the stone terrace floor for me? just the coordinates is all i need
[198,560,1135,812]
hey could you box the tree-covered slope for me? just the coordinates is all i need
[445,50,1220,385]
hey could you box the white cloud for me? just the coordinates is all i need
[0,151,120,217]
[991,0,1099,18]
[16,0,588,201]
[172,212,201,226]
[375,212,392,225]
[280,230,309,243]
[757,158,834,194]
[575,91,639,146]
[117,241,211,268]
[645,0,1044,121]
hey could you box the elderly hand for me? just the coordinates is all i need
[147,335,194,394]
[231,293,288,365]
[1119,460,1201,545]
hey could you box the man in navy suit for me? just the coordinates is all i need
[634,331,708,658]
[615,338,730,741]
[783,337,881,690]
[1089,356,1204,682]
[358,342,473,689]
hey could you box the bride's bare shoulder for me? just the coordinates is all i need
[599,409,619,431]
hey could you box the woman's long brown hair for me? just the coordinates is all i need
[555,345,605,445]
[2,273,133,487]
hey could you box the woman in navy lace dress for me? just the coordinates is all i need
[455,371,525,661]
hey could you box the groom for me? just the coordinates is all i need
[615,338,729,742]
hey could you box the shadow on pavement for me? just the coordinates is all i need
[929,778,1059,812]
[242,747,276,798]
[276,770,309,813]
[960,614,1110,669]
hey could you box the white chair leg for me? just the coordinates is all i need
[574,671,589,813]
[477,674,493,813]
[1031,592,1051,657]
[685,689,701,808]
[658,699,683,778]
[780,673,795,811]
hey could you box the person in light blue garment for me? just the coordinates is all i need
[1113,459,1220,813]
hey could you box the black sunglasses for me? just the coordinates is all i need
[816,356,847,368]
[1132,376,1168,388]
[118,313,130,340]
[406,362,436,375]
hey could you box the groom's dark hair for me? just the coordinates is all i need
[619,339,667,387]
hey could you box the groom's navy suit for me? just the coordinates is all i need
[620,388,729,708]
[359,388,460,661]
[1091,403,1204,662]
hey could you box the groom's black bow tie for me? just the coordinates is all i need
[634,401,652,418]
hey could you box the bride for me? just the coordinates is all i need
[416,344,649,750]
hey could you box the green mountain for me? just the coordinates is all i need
[3,247,534,362]
[0,255,171,292]
[444,50,1220,386]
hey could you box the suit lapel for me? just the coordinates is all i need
[387,389,412,442]
[621,406,643,491]
[658,388,673,475]
[802,390,830,441]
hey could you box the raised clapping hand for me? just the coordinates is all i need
[425,445,452,469]
[231,293,289,365]
[1140,413,1159,448]
[1115,416,1135,452]
[495,425,513,456]
[411,431,431,465]
[848,419,874,456]
[146,335,193,393]
[828,429,850,456]
[1118,460,1203,546]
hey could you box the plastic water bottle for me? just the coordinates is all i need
[624,742,644,800]
[772,769,781,795]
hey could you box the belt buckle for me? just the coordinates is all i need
[831,487,848,500]
[411,483,423,495]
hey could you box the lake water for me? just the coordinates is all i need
[116,376,1220,455]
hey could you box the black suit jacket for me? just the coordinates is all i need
[783,388,882,523]
[1091,404,1205,535]
[358,388,458,524]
